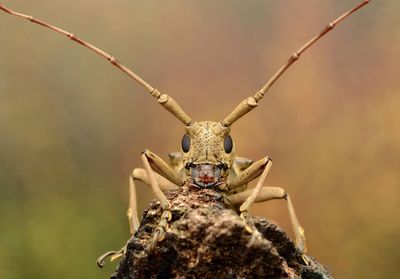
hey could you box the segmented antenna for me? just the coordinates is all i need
[223,0,371,127]
[0,4,193,125]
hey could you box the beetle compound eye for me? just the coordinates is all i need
[223,135,233,153]
[181,134,191,153]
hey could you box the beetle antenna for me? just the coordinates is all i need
[222,0,371,127]
[0,4,193,126]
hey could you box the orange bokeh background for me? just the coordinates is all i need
[0,1,399,278]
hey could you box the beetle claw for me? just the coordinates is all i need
[240,211,255,233]
[147,209,171,251]
[96,246,126,268]
[301,254,311,266]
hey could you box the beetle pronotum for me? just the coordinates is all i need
[0,0,370,268]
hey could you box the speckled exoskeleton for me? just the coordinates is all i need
[0,0,370,268]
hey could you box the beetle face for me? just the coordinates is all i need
[181,121,234,188]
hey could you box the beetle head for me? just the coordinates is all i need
[181,121,234,188]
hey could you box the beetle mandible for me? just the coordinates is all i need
[0,0,371,268]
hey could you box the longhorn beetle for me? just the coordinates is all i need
[0,0,371,268]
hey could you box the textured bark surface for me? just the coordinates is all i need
[111,186,332,279]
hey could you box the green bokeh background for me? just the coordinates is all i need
[1,1,399,278]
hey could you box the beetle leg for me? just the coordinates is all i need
[141,152,175,251]
[234,158,272,234]
[228,186,307,257]
[142,149,185,187]
[227,155,307,261]
[148,209,172,251]
[97,246,126,268]
[128,168,178,234]
[141,152,172,209]
[239,158,272,212]
[96,167,178,268]
[227,156,270,190]
[141,149,185,250]
[228,186,285,205]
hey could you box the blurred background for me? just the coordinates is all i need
[0,0,399,278]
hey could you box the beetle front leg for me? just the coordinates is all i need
[97,166,179,268]
[233,160,308,262]
[226,156,272,231]
[236,158,273,233]
[228,186,307,255]
[141,150,184,250]
[142,149,185,187]
[227,156,270,190]
[128,168,178,234]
